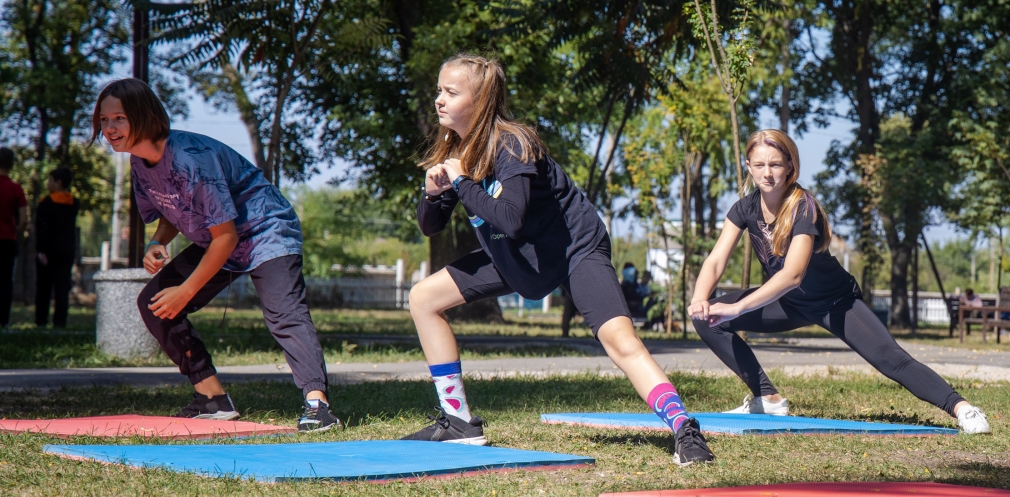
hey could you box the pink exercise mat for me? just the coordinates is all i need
[0,414,294,439]
[601,482,1010,497]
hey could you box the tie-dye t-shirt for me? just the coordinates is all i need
[726,189,859,309]
[131,130,301,272]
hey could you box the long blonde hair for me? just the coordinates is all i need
[419,53,544,182]
[745,129,832,257]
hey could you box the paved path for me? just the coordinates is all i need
[1,336,1008,391]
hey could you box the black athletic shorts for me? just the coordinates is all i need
[445,238,630,336]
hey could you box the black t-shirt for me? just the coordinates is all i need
[726,190,860,308]
[35,195,80,256]
[417,137,607,299]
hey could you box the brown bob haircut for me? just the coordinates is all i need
[88,78,170,147]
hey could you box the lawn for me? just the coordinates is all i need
[5,305,1007,370]
[1,305,1007,495]
[0,371,1006,496]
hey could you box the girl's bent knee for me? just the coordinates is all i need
[408,283,448,316]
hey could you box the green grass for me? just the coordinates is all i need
[0,371,1007,495]
[0,306,599,369]
[3,305,1009,369]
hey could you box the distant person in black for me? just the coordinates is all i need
[620,262,646,317]
[688,129,990,434]
[401,53,714,466]
[34,167,79,328]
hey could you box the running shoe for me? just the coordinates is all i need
[173,393,240,420]
[673,417,715,466]
[957,405,991,434]
[400,406,487,445]
[723,394,789,415]
[298,399,343,433]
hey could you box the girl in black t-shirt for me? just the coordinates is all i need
[402,53,714,465]
[689,129,989,434]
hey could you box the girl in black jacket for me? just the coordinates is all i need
[401,53,714,466]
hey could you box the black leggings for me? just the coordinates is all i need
[693,289,965,417]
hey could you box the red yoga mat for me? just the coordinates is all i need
[601,482,1010,497]
[0,414,294,439]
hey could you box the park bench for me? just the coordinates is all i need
[948,297,985,336]
[957,303,1010,344]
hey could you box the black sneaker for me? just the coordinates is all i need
[400,407,487,445]
[298,399,343,433]
[173,393,240,420]
[673,417,715,466]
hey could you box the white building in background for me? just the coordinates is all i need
[643,219,724,286]
[646,247,684,286]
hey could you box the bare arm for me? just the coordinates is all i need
[705,234,814,326]
[143,218,181,274]
[147,221,239,320]
[687,219,742,319]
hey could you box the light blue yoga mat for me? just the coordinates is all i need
[44,440,594,482]
[541,412,958,436]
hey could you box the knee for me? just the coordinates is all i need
[869,348,915,375]
[136,284,158,321]
[598,319,647,360]
[408,279,441,316]
[691,317,727,342]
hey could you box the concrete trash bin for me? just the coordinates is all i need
[94,268,160,359]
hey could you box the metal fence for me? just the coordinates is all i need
[869,292,952,325]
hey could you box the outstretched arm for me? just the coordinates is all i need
[688,219,743,320]
[705,234,814,326]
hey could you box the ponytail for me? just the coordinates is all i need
[770,185,832,256]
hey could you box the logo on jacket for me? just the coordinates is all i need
[468,179,502,228]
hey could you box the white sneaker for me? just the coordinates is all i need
[957,405,991,434]
[723,395,789,416]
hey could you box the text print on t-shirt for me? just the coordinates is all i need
[147,188,180,210]
[468,179,503,228]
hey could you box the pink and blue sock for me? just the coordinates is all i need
[429,360,472,421]
[648,383,689,433]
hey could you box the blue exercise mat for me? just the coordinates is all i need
[44,440,594,482]
[541,412,958,436]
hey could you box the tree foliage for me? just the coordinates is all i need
[137,0,391,184]
[808,0,1010,327]
[289,186,426,277]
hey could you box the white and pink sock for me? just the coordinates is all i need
[429,360,472,421]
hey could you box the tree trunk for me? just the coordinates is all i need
[779,17,791,134]
[911,239,918,335]
[883,196,927,331]
[886,235,912,329]
[222,64,267,170]
[691,153,706,239]
[707,174,719,236]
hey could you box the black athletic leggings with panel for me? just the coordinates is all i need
[693,288,966,416]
